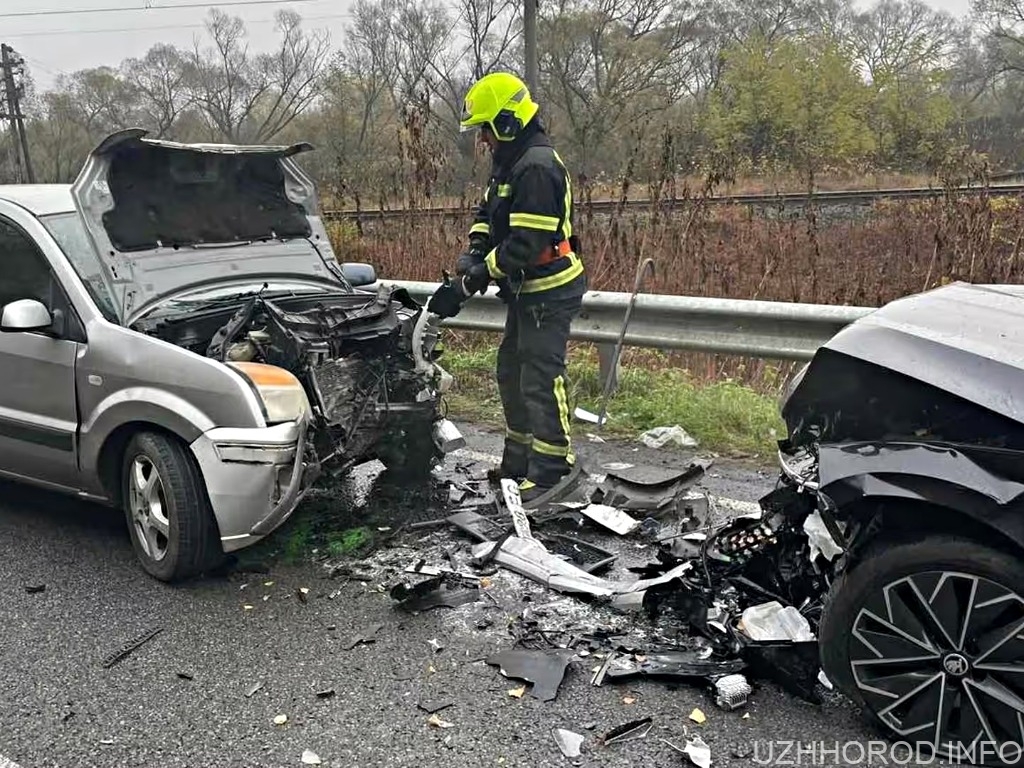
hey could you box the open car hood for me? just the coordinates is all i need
[70,129,346,322]
[783,282,1024,449]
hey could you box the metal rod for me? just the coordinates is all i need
[596,257,655,428]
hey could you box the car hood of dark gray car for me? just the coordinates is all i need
[70,128,347,323]
[782,281,1024,449]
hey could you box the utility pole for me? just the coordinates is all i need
[1,44,35,184]
[523,0,538,95]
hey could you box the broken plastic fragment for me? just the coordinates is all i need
[739,601,815,642]
[579,504,640,536]
[428,638,444,653]
[501,479,534,539]
[604,651,745,682]
[602,717,653,744]
[553,728,584,758]
[818,669,834,690]
[803,510,844,562]
[418,700,454,714]
[301,750,322,765]
[273,714,288,726]
[427,713,454,728]
[574,406,601,424]
[508,686,526,698]
[245,681,264,698]
[24,583,45,594]
[689,708,706,724]
[342,623,385,650]
[683,735,712,768]
[622,695,637,705]
[640,425,698,449]
[487,649,573,702]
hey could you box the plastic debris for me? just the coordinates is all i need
[427,638,444,653]
[508,686,526,698]
[818,669,834,690]
[315,688,335,699]
[640,425,698,449]
[342,623,385,650]
[390,574,481,612]
[245,681,264,698]
[427,713,454,728]
[24,583,45,594]
[713,674,751,710]
[501,479,534,539]
[273,714,288,726]
[622,695,637,705]
[578,504,641,536]
[690,708,706,724]
[101,626,163,669]
[604,651,745,682]
[418,700,454,714]
[739,601,816,642]
[553,728,585,758]
[803,510,844,562]
[683,736,712,768]
[301,750,322,765]
[486,649,574,702]
[176,672,194,681]
[574,406,602,424]
[602,717,653,744]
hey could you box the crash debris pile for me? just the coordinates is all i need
[370,454,839,761]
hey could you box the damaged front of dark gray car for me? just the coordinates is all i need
[769,282,1024,765]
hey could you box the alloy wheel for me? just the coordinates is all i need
[128,455,170,562]
[850,570,1024,763]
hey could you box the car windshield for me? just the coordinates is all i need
[40,212,120,323]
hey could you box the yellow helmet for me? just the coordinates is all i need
[459,71,539,141]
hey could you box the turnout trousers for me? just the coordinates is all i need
[496,292,582,489]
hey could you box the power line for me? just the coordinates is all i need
[0,0,317,20]
[6,11,351,38]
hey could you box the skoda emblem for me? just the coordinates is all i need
[944,654,970,677]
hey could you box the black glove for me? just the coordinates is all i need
[463,261,490,295]
[455,248,484,276]
[427,279,470,319]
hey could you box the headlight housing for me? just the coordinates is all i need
[230,362,310,424]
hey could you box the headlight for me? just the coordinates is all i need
[230,362,310,424]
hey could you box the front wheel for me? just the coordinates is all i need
[820,535,1024,766]
[122,431,223,582]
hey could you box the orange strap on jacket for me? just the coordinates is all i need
[536,239,572,266]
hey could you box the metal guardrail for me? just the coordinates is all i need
[326,183,1024,222]
[379,279,878,361]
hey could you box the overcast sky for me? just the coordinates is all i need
[2,0,974,92]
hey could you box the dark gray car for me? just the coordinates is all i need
[0,129,461,582]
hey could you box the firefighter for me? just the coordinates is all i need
[427,71,586,506]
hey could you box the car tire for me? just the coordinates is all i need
[121,431,223,582]
[820,535,1024,766]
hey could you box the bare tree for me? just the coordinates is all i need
[852,0,958,81]
[122,45,192,138]
[185,10,331,142]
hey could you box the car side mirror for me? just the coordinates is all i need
[341,262,377,288]
[1,299,53,333]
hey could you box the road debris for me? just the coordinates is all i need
[341,623,384,650]
[508,686,526,698]
[640,425,698,449]
[390,572,481,612]
[486,649,574,702]
[176,672,194,681]
[417,700,454,714]
[427,713,454,729]
[552,728,584,758]
[602,717,653,745]
[315,688,336,699]
[666,735,712,768]
[689,708,706,724]
[273,714,288,726]
[101,626,163,669]
[244,681,264,698]
[24,583,45,594]
[713,674,751,710]
[578,504,640,536]
[301,749,322,765]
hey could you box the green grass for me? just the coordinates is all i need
[327,526,373,558]
[439,343,786,457]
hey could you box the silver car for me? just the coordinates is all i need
[0,128,461,581]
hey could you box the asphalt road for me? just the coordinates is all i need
[0,424,903,768]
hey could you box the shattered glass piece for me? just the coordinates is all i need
[604,651,745,681]
[579,504,641,535]
[301,749,322,765]
[553,728,585,757]
[486,649,574,702]
[739,601,815,642]
[714,674,751,710]
[602,717,653,744]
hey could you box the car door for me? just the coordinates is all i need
[0,211,83,490]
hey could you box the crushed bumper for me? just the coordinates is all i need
[189,417,320,553]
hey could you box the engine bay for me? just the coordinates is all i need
[132,286,445,472]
